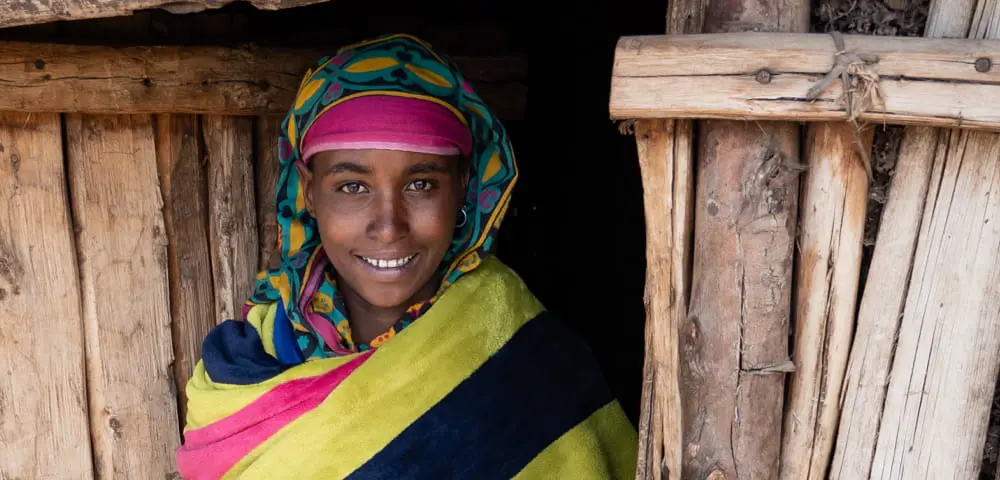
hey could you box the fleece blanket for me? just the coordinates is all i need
[176,256,638,479]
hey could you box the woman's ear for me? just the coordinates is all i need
[294,160,315,214]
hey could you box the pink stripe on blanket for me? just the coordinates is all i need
[176,351,373,480]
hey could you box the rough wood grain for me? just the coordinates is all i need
[685,120,801,480]
[204,116,258,325]
[674,0,808,478]
[667,119,693,480]
[870,127,1000,480]
[829,127,938,480]
[609,33,1000,130]
[636,324,657,480]
[154,114,215,428]
[0,42,527,119]
[0,112,93,479]
[780,122,872,480]
[255,116,283,271]
[630,4,703,478]
[0,0,328,29]
[858,3,1000,479]
[634,119,693,480]
[66,113,181,478]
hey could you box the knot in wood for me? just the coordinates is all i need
[975,57,992,73]
[754,69,772,84]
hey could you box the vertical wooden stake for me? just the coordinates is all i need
[67,114,181,478]
[0,112,94,479]
[254,115,284,271]
[634,119,693,480]
[155,114,216,427]
[829,127,937,480]
[781,122,872,480]
[872,127,1000,479]
[203,116,258,324]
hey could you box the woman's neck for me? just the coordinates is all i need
[339,277,439,347]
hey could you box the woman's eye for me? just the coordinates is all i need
[338,182,369,194]
[406,180,434,192]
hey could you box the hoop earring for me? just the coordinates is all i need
[456,208,468,228]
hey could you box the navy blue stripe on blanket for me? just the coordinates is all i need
[345,310,616,480]
[202,320,291,385]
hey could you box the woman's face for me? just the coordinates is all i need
[298,149,467,311]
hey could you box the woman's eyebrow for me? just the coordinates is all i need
[406,162,449,175]
[323,161,372,177]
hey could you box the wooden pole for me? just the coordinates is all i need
[828,126,937,480]
[631,4,702,479]
[67,114,182,478]
[780,122,872,480]
[608,33,1000,130]
[659,0,809,478]
[633,118,693,480]
[0,112,94,479]
[155,114,217,428]
[203,116,259,325]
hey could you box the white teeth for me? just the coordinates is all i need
[361,254,416,269]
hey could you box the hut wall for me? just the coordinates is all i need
[0,111,293,478]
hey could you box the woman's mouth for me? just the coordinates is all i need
[357,253,418,270]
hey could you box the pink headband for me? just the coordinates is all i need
[300,95,472,162]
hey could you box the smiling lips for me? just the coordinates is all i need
[358,253,418,270]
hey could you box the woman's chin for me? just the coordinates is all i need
[352,275,437,310]
[357,288,423,310]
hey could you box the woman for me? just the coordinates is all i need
[176,33,637,479]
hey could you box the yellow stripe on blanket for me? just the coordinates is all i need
[515,402,639,479]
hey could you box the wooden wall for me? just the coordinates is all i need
[0,111,282,478]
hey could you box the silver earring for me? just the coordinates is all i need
[456,208,468,228]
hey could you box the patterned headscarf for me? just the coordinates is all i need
[243,34,518,363]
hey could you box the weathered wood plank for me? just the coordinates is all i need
[631,4,703,478]
[857,3,1000,479]
[871,127,1000,479]
[609,33,1000,130]
[667,119,693,480]
[0,0,328,29]
[0,112,93,479]
[634,119,692,480]
[0,42,527,119]
[66,113,181,478]
[204,116,258,324]
[154,114,215,427]
[255,116,283,271]
[780,122,871,480]
[829,126,938,480]
[676,0,808,478]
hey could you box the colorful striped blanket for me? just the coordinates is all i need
[176,256,638,479]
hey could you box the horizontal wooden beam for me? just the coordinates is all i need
[0,42,527,119]
[0,0,328,29]
[609,33,1000,130]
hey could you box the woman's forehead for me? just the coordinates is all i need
[313,149,456,174]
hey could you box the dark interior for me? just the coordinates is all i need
[0,0,670,425]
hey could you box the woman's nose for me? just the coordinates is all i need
[367,192,409,243]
